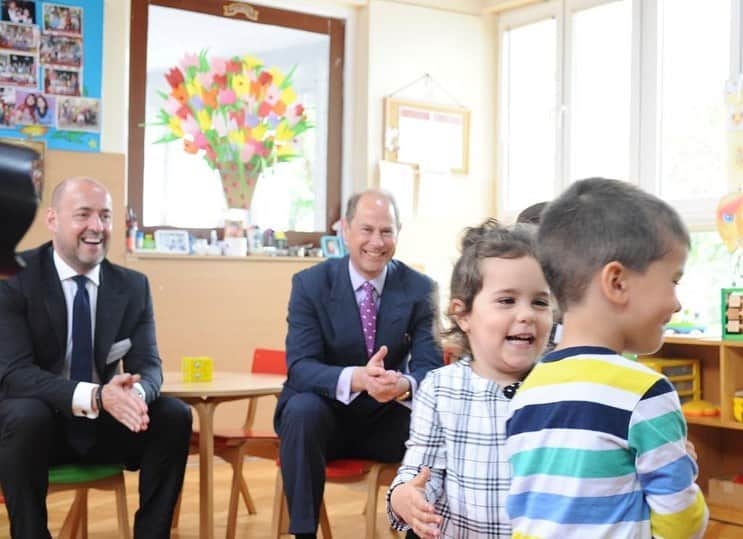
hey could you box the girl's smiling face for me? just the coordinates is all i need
[453,256,553,384]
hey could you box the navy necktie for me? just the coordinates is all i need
[68,275,95,454]
[70,275,92,382]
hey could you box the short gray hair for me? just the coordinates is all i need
[344,189,401,228]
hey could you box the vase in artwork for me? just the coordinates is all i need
[217,160,260,210]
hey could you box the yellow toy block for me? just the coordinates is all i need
[734,390,743,423]
[181,356,213,382]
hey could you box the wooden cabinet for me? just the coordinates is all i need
[649,336,743,525]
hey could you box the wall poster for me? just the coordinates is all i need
[0,0,102,152]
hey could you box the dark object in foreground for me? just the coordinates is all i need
[0,141,42,278]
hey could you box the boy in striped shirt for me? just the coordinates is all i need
[505,178,708,538]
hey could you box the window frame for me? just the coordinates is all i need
[128,0,345,243]
[497,0,742,229]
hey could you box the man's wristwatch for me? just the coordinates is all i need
[396,389,411,402]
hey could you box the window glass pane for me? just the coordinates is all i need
[658,0,730,200]
[675,231,734,336]
[500,18,557,214]
[143,5,329,231]
[570,1,630,181]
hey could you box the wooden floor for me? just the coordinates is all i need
[1,456,742,538]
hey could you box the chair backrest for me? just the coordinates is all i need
[242,348,286,431]
[252,348,287,375]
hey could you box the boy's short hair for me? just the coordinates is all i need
[516,201,548,225]
[538,177,690,312]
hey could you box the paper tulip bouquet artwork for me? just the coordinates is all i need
[154,52,312,208]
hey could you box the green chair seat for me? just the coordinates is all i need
[48,464,124,485]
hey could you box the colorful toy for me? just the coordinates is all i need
[721,288,743,340]
[734,390,743,422]
[716,192,743,252]
[681,399,720,418]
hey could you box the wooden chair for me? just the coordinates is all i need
[1,463,130,539]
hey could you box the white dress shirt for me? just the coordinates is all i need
[53,251,144,418]
[54,251,102,418]
[335,260,416,407]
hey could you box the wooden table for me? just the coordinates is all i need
[161,371,285,539]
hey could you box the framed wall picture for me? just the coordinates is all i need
[154,229,190,254]
[320,235,343,258]
[384,97,470,174]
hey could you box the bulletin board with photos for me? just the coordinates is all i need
[0,0,102,152]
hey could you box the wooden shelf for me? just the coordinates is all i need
[686,416,743,431]
[661,335,721,347]
[125,252,324,263]
[652,337,743,526]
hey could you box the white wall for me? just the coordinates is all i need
[365,0,496,295]
[100,0,130,154]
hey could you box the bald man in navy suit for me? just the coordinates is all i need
[0,177,191,538]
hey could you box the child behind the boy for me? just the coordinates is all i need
[506,178,708,538]
[386,219,553,539]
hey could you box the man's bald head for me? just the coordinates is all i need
[50,177,108,210]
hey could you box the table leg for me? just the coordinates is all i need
[192,401,217,539]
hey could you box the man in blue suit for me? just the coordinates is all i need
[275,189,443,539]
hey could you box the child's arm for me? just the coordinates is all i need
[389,467,442,539]
[630,378,709,539]
[386,375,446,534]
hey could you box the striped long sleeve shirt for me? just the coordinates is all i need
[505,346,708,539]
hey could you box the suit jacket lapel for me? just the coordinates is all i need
[94,261,127,378]
[376,261,406,347]
[41,246,66,359]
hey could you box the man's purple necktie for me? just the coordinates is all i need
[359,281,377,357]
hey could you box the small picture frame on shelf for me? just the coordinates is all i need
[154,229,190,255]
[721,287,743,340]
[320,235,343,258]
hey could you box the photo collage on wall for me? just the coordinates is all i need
[0,1,99,132]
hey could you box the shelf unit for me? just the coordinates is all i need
[647,336,743,525]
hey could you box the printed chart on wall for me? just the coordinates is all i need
[0,0,102,152]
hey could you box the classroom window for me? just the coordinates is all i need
[677,231,733,333]
[569,1,631,182]
[656,0,731,202]
[497,0,740,227]
[500,17,557,212]
[128,0,344,236]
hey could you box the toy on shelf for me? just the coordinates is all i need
[664,310,706,336]
[639,358,701,403]
[681,399,720,419]
[722,288,743,340]
[734,390,743,423]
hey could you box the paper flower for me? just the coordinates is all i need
[153,51,312,208]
